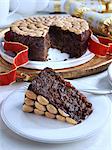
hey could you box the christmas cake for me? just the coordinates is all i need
[5,16,91,61]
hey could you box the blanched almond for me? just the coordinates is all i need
[45,112,55,119]
[56,115,65,122]
[25,90,37,100]
[24,98,34,106]
[66,117,77,125]
[35,101,46,112]
[22,104,33,112]
[37,95,49,105]
[34,108,44,115]
[46,104,58,114]
[58,109,69,117]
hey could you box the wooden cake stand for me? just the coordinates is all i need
[0,28,112,81]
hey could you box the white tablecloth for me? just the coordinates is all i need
[0,71,112,150]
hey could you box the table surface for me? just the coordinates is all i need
[0,70,112,150]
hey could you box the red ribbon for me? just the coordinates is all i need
[0,33,112,86]
[88,36,112,56]
[0,41,28,85]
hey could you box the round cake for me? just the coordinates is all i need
[5,16,91,61]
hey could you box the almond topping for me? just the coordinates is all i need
[24,98,34,106]
[58,109,69,117]
[46,104,58,114]
[22,104,33,112]
[37,95,49,105]
[25,90,37,100]
[45,112,55,119]
[66,117,77,125]
[56,115,65,122]
[35,101,46,112]
[34,108,44,115]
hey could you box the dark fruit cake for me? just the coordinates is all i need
[5,16,91,61]
[23,68,93,125]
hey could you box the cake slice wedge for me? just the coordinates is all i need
[23,68,93,125]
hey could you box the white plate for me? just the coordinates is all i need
[1,87,111,143]
[0,35,96,69]
[108,63,112,86]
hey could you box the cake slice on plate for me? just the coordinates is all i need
[23,68,93,125]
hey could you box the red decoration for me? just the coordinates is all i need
[88,36,112,56]
[0,41,28,85]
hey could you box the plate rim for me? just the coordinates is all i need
[1,89,111,143]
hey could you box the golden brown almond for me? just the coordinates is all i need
[36,23,47,29]
[66,117,77,125]
[19,26,29,31]
[37,95,49,105]
[24,98,34,106]
[69,28,82,34]
[46,104,58,114]
[35,101,46,112]
[58,109,69,117]
[35,30,43,36]
[11,26,19,31]
[56,115,65,122]
[22,104,33,112]
[28,32,37,37]
[34,108,44,115]
[28,24,37,30]
[27,18,33,23]
[25,90,37,100]
[20,22,27,27]
[45,112,55,119]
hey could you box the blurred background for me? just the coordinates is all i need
[9,0,112,15]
